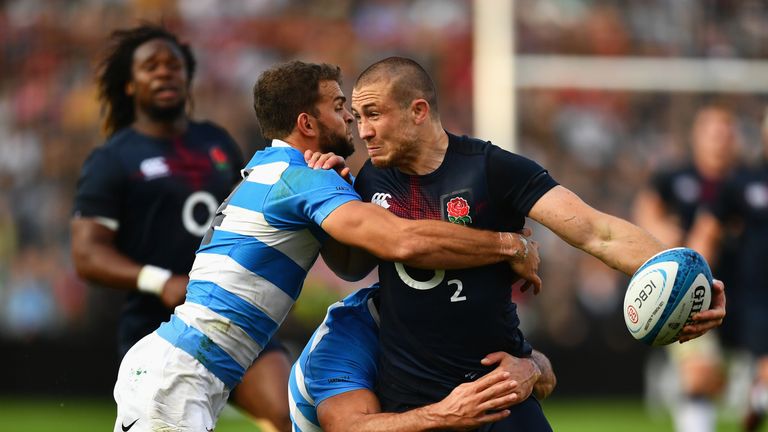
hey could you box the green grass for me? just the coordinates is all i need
[0,396,748,431]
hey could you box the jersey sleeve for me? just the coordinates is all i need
[486,144,558,216]
[304,325,378,405]
[271,167,361,228]
[72,146,125,221]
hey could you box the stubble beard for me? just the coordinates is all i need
[318,122,355,158]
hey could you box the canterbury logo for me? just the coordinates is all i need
[371,193,392,209]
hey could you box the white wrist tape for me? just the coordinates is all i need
[137,265,172,296]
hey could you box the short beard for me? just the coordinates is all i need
[318,122,354,158]
[144,101,186,123]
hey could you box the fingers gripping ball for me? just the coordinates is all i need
[623,247,712,346]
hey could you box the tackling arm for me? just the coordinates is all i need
[317,369,518,432]
[321,200,530,272]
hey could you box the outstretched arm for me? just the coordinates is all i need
[529,185,724,340]
[529,185,665,275]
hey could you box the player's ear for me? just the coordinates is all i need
[411,99,430,125]
[296,112,317,137]
[125,80,136,97]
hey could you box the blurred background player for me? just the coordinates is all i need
[632,105,742,432]
[688,108,768,432]
[69,24,291,431]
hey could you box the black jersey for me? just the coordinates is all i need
[73,121,243,355]
[709,162,768,354]
[354,132,558,408]
[652,165,720,231]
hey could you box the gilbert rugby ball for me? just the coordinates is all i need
[623,247,712,346]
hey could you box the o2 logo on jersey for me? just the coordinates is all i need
[182,191,219,237]
[395,263,466,303]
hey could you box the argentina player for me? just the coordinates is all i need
[110,60,541,432]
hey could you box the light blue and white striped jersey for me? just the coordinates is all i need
[155,140,360,389]
[289,285,380,432]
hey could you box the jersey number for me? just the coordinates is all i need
[395,263,466,302]
[182,191,219,237]
[448,279,466,302]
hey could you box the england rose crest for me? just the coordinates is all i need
[446,197,472,225]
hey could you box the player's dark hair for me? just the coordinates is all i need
[97,23,196,135]
[253,60,342,140]
[355,56,438,116]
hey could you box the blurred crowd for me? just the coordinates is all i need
[2,0,768,386]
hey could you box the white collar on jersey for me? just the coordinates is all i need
[271,139,292,148]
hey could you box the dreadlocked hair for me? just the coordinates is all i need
[97,23,196,135]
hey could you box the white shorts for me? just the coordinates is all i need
[113,332,230,432]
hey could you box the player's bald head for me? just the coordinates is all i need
[355,57,438,117]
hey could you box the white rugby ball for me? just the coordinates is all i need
[623,247,712,346]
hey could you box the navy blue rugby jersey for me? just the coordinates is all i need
[73,121,243,351]
[354,132,558,408]
[651,165,720,232]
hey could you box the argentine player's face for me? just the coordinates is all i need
[128,38,189,121]
[313,80,355,158]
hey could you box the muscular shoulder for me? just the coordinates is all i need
[446,132,493,157]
